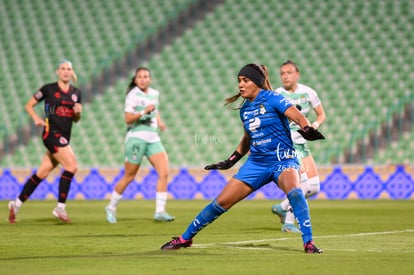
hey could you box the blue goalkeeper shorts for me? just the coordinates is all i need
[234,157,299,191]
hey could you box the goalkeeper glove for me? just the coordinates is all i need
[204,151,243,170]
[297,126,325,141]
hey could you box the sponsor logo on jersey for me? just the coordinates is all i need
[55,106,75,117]
[252,138,271,146]
[61,100,75,105]
[243,109,259,120]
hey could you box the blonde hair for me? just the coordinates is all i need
[225,64,273,108]
[71,70,78,84]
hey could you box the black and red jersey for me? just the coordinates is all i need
[33,82,82,139]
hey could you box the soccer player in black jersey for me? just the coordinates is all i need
[8,60,82,224]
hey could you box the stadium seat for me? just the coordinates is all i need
[1,0,413,168]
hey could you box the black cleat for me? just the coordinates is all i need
[161,237,193,250]
[304,240,323,253]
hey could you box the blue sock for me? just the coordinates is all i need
[181,199,227,241]
[287,188,313,244]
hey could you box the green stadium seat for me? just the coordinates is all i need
[2,0,413,168]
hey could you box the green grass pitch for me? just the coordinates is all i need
[1,199,413,274]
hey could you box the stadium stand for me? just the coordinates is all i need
[0,0,195,146]
[0,0,413,168]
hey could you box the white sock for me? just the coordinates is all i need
[280,199,290,211]
[15,198,23,208]
[284,206,296,225]
[155,192,168,213]
[57,202,66,209]
[304,176,320,198]
[108,191,122,210]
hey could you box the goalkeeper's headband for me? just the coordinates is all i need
[238,64,265,88]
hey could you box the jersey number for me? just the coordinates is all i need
[248,117,261,132]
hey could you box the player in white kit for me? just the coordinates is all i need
[272,60,326,232]
[105,67,174,223]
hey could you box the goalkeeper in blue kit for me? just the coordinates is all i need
[160,64,324,253]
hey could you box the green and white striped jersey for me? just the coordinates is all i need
[124,86,160,143]
[275,83,321,144]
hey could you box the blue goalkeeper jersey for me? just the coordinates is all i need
[240,89,295,161]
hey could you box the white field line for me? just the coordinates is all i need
[192,229,414,251]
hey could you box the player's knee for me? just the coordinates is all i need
[157,170,169,181]
[72,164,78,174]
[61,164,77,174]
[123,171,137,183]
[68,162,78,174]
